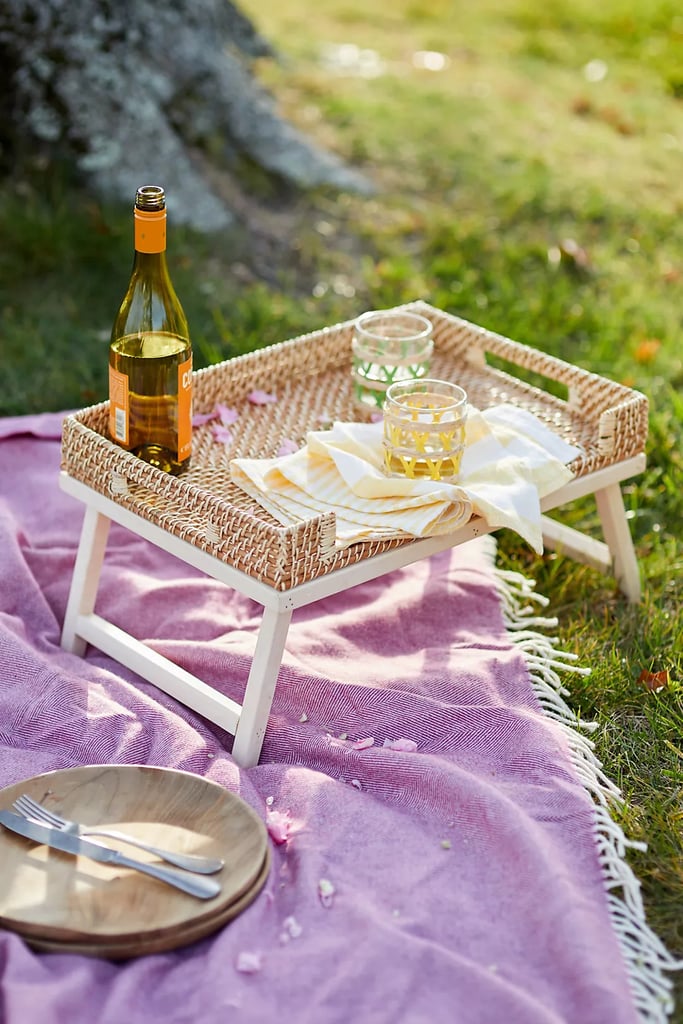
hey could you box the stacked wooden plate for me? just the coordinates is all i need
[0,764,270,958]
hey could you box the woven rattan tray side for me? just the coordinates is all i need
[61,302,648,591]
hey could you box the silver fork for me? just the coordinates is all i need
[13,794,224,875]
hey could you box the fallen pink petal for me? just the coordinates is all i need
[318,878,335,908]
[192,411,218,426]
[248,389,278,405]
[215,403,239,424]
[351,736,374,750]
[325,732,347,749]
[280,915,303,941]
[235,951,263,974]
[276,438,299,456]
[210,423,234,444]
[382,738,418,752]
[266,808,291,844]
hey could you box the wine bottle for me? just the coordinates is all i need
[108,184,192,475]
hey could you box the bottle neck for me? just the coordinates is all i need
[132,249,169,274]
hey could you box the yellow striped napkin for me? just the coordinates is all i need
[230,405,581,552]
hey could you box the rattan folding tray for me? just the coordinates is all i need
[59,301,648,765]
[62,300,647,590]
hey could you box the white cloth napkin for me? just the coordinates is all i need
[230,405,582,553]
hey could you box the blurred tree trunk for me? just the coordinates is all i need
[0,0,371,229]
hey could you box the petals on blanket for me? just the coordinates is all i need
[0,412,666,1024]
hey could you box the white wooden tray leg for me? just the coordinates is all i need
[61,506,111,655]
[595,483,641,604]
[231,605,293,768]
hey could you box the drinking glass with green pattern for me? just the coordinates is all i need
[352,309,433,411]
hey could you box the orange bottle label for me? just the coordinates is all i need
[108,365,129,446]
[134,208,166,253]
[177,356,193,461]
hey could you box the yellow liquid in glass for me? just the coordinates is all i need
[382,448,464,481]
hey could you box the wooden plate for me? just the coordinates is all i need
[26,847,272,959]
[0,765,269,951]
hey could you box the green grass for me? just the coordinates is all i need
[1,0,682,1011]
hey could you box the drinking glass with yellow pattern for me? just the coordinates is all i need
[382,379,468,482]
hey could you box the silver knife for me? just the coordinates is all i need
[0,810,221,900]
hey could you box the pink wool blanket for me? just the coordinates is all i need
[0,412,670,1023]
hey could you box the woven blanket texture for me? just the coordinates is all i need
[0,412,660,1024]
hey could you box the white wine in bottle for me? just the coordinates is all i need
[108,184,192,475]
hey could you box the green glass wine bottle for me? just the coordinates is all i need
[108,185,193,475]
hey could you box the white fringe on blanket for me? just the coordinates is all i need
[494,563,683,1024]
